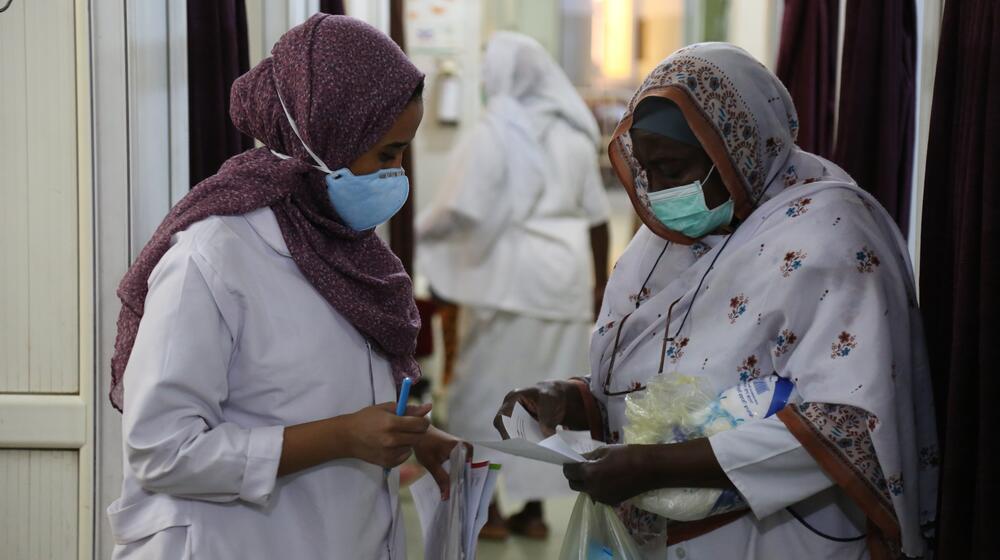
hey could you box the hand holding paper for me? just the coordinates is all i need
[492,380,592,438]
[410,443,500,560]
[478,403,603,465]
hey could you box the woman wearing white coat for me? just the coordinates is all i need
[107,15,461,559]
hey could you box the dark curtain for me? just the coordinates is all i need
[388,0,415,275]
[319,0,345,15]
[920,2,1000,558]
[187,0,254,187]
[775,0,838,158]
[833,0,916,232]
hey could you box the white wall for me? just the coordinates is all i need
[726,0,781,69]
[126,0,190,253]
[909,0,944,287]
[407,0,484,222]
[91,0,132,555]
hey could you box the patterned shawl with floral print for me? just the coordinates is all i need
[591,43,938,558]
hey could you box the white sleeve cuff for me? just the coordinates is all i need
[239,425,285,506]
[709,417,834,520]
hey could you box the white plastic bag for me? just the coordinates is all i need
[559,494,643,560]
[624,373,797,521]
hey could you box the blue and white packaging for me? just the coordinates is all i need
[624,374,799,522]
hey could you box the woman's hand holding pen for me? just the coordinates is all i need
[343,402,433,468]
[277,402,432,477]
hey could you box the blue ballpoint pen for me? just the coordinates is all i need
[385,377,413,475]
[395,377,413,417]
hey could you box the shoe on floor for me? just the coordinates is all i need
[479,503,510,541]
[506,509,549,540]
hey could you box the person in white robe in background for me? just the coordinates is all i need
[418,31,611,539]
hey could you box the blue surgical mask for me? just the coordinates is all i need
[272,83,409,232]
[647,166,733,238]
[323,167,409,231]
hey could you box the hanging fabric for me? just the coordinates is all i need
[775,0,838,159]
[919,1,1000,557]
[186,0,255,187]
[833,0,917,232]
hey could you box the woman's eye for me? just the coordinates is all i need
[378,153,394,163]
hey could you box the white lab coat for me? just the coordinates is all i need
[108,208,406,559]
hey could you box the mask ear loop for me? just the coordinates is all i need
[700,165,717,186]
[272,68,335,176]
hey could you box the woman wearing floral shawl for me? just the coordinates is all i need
[495,43,937,559]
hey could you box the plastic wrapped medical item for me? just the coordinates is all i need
[559,493,643,560]
[624,373,797,521]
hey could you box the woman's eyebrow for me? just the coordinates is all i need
[384,141,409,150]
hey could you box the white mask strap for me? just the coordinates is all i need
[273,75,334,175]
[701,165,716,185]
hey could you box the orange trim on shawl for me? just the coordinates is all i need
[777,405,903,557]
[608,86,755,245]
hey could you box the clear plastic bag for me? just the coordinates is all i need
[559,494,643,560]
[623,373,796,521]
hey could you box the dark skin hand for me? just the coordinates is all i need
[493,380,590,439]
[278,402,432,477]
[278,98,467,499]
[563,441,734,507]
[493,380,733,505]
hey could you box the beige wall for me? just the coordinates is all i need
[0,1,95,558]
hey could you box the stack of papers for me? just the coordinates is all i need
[411,405,603,558]
[410,443,500,560]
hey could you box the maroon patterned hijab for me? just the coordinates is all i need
[110,14,424,411]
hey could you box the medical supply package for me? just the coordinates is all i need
[623,373,798,521]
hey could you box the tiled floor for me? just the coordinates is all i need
[402,492,577,559]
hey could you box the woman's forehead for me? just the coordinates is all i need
[632,130,702,159]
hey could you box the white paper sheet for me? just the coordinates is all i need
[471,465,500,560]
[500,402,547,442]
[410,445,498,560]
[479,405,604,465]
[411,444,468,559]
[410,462,452,557]
[475,429,605,465]
[464,462,490,557]
[555,426,604,455]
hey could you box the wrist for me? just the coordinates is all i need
[415,425,440,451]
[643,439,732,489]
[567,378,604,440]
[629,444,669,494]
[324,414,355,461]
[561,381,589,430]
